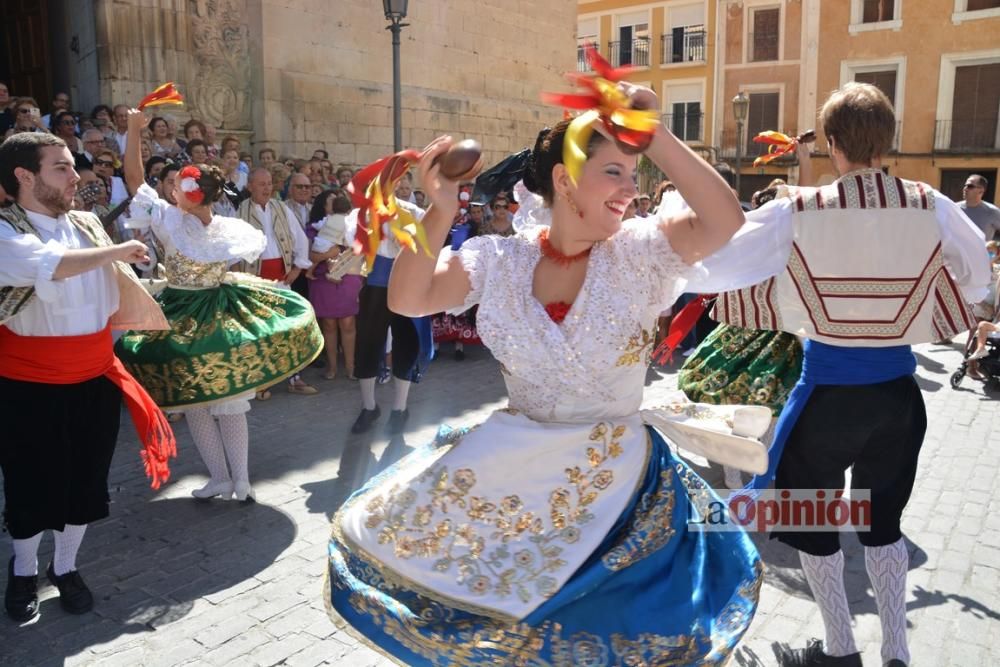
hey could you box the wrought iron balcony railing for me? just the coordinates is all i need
[934,118,1000,153]
[660,29,706,65]
[607,38,651,68]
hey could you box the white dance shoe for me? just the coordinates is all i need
[233,480,255,503]
[191,480,234,500]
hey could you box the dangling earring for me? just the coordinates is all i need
[562,192,584,219]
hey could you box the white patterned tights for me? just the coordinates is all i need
[185,408,250,484]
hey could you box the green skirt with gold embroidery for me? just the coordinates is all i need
[116,278,322,409]
[678,325,803,417]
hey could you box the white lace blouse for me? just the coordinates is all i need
[126,184,265,288]
[450,217,781,424]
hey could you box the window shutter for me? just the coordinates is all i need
[747,93,780,154]
[855,70,897,107]
[952,63,1000,149]
[967,0,1000,11]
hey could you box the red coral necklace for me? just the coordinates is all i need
[537,229,588,324]
[538,228,591,266]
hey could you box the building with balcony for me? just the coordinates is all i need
[577,0,718,191]
[714,0,812,199]
[812,0,1000,204]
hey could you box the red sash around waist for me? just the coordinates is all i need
[259,258,286,282]
[0,325,176,489]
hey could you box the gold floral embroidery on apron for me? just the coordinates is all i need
[362,421,628,604]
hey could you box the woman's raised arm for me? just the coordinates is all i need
[387,137,475,318]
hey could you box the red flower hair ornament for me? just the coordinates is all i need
[178,165,205,204]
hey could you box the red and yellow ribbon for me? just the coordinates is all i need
[751,130,799,167]
[348,151,434,270]
[138,83,185,110]
[541,43,660,184]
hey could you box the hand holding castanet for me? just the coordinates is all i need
[431,139,484,182]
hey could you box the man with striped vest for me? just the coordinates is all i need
[238,167,317,396]
[0,132,173,623]
[710,83,990,667]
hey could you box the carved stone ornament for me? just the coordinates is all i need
[188,0,252,130]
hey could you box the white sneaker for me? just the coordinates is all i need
[970,348,989,360]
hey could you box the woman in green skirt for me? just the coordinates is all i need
[116,110,322,502]
[679,323,803,489]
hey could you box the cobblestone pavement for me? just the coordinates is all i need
[1,340,998,666]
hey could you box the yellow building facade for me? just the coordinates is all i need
[576,0,719,191]
[716,0,812,199]
[812,0,1000,204]
[581,0,1000,205]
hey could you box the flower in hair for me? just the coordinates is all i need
[178,165,204,204]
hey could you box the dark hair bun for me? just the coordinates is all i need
[521,127,550,196]
[196,164,226,204]
[523,119,605,204]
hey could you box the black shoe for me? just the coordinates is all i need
[885,661,907,667]
[775,639,862,667]
[45,563,93,615]
[351,405,382,434]
[454,348,465,361]
[386,409,409,435]
[5,557,38,622]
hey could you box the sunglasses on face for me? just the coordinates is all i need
[493,204,508,210]
[292,183,311,189]
[964,184,982,189]
[17,108,32,115]
[61,119,78,126]
[94,159,114,167]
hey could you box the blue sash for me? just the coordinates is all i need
[367,255,394,288]
[368,255,435,379]
[741,340,917,494]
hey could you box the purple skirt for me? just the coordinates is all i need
[308,274,363,319]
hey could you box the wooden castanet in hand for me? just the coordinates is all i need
[433,139,484,181]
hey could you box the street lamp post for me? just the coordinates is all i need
[732,91,749,201]
[383,0,410,152]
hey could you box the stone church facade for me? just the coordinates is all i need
[36,0,576,167]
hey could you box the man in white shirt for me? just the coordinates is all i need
[713,83,990,667]
[40,92,70,130]
[284,172,312,230]
[0,132,171,623]
[238,167,317,396]
[112,105,130,157]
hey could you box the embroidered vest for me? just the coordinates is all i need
[238,198,295,275]
[712,171,975,346]
[0,205,168,330]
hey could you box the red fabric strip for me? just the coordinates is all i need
[259,258,286,281]
[651,294,716,365]
[0,325,176,489]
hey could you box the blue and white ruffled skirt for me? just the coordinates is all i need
[326,423,762,666]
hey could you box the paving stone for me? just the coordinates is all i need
[202,628,271,664]
[2,344,998,665]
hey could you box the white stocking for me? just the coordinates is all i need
[52,524,87,576]
[393,378,411,411]
[865,539,910,665]
[723,466,743,490]
[11,533,43,576]
[360,377,377,410]
[185,408,231,483]
[800,550,858,657]
[218,413,250,484]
